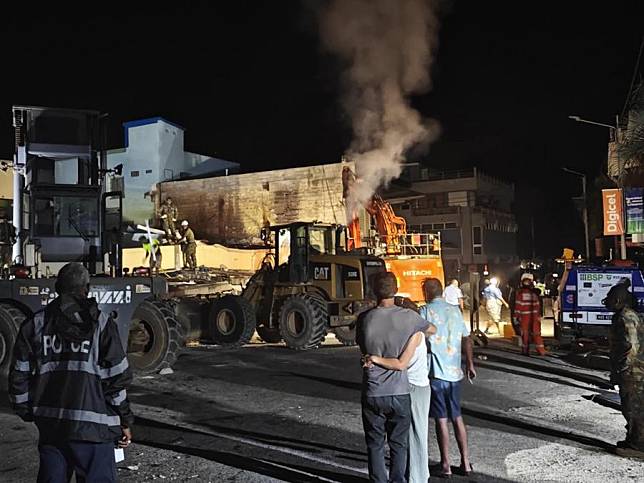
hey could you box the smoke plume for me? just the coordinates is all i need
[318,0,441,218]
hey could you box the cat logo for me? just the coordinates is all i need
[314,266,330,280]
[89,286,132,305]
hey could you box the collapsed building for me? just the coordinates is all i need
[155,160,365,247]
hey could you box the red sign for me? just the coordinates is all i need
[602,189,624,236]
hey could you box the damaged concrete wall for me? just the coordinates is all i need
[158,161,357,245]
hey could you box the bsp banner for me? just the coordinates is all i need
[602,188,624,236]
[625,187,644,234]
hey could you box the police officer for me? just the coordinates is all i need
[603,280,644,458]
[9,263,134,482]
[158,197,178,241]
[0,208,16,269]
[179,220,197,269]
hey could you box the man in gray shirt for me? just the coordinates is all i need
[357,272,435,483]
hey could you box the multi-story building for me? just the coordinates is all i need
[384,164,519,280]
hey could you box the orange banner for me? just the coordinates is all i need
[602,188,624,236]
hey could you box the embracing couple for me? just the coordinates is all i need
[358,272,476,482]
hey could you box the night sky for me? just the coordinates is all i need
[2,1,643,258]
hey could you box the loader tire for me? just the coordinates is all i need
[278,294,328,350]
[0,304,26,381]
[256,325,282,343]
[334,325,357,346]
[209,295,256,346]
[128,300,185,374]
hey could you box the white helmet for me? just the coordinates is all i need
[181,220,189,227]
[521,273,534,282]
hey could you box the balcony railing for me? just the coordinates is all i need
[420,168,475,181]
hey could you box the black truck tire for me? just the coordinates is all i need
[208,295,256,346]
[0,304,26,381]
[256,325,283,343]
[333,326,357,346]
[278,294,328,350]
[128,300,185,373]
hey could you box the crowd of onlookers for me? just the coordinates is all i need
[357,270,644,482]
[358,273,475,481]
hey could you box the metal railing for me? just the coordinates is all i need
[397,232,441,257]
[420,168,475,181]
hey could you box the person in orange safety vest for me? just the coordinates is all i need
[514,273,546,356]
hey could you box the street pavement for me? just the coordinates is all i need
[1,335,643,482]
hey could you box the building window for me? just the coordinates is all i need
[145,169,153,174]
[426,192,448,208]
[130,170,139,177]
[408,224,421,233]
[432,223,445,230]
[472,226,483,255]
[444,222,457,229]
[448,191,469,207]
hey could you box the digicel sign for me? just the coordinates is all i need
[602,188,624,236]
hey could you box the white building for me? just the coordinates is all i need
[107,117,238,226]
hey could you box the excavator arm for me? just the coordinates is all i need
[366,195,407,255]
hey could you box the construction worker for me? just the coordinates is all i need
[603,280,644,458]
[514,273,546,356]
[141,236,162,274]
[9,263,134,482]
[179,220,197,269]
[158,197,178,241]
[0,208,16,271]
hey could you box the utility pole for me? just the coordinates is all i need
[616,114,627,259]
[569,114,627,259]
[563,167,590,261]
[582,174,591,261]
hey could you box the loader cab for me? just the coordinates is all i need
[13,106,121,275]
[272,222,344,283]
[270,221,384,305]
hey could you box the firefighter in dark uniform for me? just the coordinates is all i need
[179,220,197,269]
[9,263,134,482]
[158,197,178,241]
[603,280,644,458]
[0,208,16,269]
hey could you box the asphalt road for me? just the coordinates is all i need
[1,337,643,482]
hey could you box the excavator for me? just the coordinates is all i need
[342,166,445,302]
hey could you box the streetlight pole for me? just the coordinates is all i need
[563,168,590,261]
[568,115,627,259]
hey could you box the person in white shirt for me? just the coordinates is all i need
[444,279,464,311]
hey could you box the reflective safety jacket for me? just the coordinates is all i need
[9,296,134,443]
[513,287,541,321]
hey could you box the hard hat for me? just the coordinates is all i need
[521,273,534,282]
[181,220,189,227]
